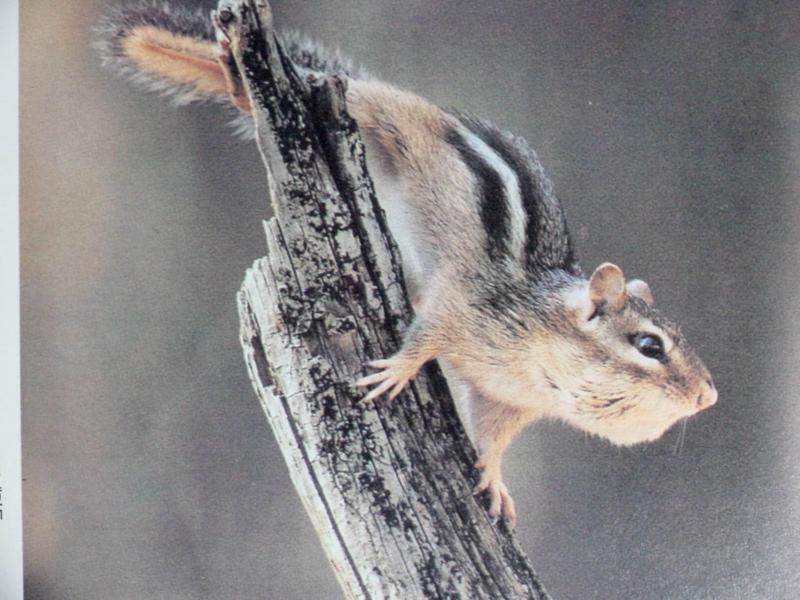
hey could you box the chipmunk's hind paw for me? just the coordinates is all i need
[209,8,251,114]
[211,9,232,46]
[473,473,517,527]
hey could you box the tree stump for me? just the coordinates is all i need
[224,1,549,597]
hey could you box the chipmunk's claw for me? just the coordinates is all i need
[355,358,416,401]
[473,471,517,527]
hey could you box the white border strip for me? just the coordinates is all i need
[0,0,22,598]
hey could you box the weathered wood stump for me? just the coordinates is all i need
[225,1,549,597]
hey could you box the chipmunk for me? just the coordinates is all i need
[96,2,717,526]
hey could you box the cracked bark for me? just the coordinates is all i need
[225,1,549,597]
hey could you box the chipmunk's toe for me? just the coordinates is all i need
[355,357,416,401]
[473,473,517,527]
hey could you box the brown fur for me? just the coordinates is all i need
[346,81,451,164]
[122,26,232,97]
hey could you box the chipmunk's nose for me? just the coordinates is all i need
[696,378,717,410]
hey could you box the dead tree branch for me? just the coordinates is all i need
[225,1,549,597]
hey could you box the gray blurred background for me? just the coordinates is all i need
[21,0,800,598]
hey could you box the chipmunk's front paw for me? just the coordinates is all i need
[355,357,419,401]
[473,469,517,527]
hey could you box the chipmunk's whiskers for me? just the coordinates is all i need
[673,418,688,456]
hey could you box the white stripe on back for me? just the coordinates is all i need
[460,127,527,261]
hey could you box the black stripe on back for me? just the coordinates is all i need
[467,123,540,265]
[454,113,580,275]
[445,126,510,262]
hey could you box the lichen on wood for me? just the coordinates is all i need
[224,0,549,597]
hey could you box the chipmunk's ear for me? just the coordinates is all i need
[626,279,654,306]
[589,263,627,312]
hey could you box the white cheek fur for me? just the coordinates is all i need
[561,285,598,330]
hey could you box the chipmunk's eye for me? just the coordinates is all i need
[630,333,665,360]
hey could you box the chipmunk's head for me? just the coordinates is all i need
[549,263,716,446]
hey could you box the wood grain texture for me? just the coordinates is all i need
[224,1,549,597]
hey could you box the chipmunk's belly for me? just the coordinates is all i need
[369,168,428,301]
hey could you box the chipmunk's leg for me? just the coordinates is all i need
[355,316,444,401]
[470,391,539,527]
[211,10,251,114]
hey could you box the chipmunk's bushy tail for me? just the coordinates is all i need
[95,1,358,134]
